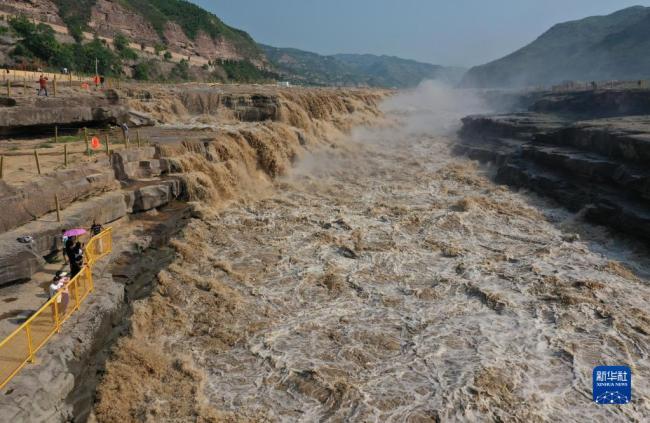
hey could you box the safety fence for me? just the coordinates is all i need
[0,68,126,98]
[0,126,151,181]
[0,227,113,390]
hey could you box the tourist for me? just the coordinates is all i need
[70,242,84,277]
[37,75,48,96]
[100,75,105,88]
[90,220,103,237]
[61,229,69,264]
[65,238,76,274]
[48,273,62,301]
[120,123,129,143]
[94,75,100,89]
[57,271,70,316]
[48,273,63,321]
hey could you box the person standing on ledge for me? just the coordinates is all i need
[61,229,69,264]
[120,123,130,144]
[37,74,48,96]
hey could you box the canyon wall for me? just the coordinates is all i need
[457,89,650,241]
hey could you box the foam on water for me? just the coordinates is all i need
[95,84,650,422]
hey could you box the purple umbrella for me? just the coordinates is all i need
[64,228,87,237]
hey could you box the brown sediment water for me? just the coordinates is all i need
[93,84,650,422]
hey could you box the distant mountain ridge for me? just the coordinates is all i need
[261,45,465,88]
[462,6,650,88]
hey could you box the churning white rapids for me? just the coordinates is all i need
[97,85,650,422]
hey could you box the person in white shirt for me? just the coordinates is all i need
[49,271,70,320]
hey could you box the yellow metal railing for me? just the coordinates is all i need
[0,227,113,389]
[85,227,113,266]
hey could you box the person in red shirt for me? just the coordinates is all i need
[37,74,48,96]
[93,75,100,89]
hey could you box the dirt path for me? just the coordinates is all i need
[93,121,650,421]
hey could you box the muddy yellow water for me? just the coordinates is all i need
[95,88,650,422]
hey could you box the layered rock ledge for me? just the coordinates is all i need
[457,90,650,241]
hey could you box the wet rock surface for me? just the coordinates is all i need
[457,91,650,241]
[92,131,650,422]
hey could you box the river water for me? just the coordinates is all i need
[95,85,650,422]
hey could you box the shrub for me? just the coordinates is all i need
[169,59,190,81]
[220,60,278,83]
[134,61,152,80]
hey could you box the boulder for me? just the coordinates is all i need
[0,241,45,285]
[111,147,169,180]
[124,180,181,213]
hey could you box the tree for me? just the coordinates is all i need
[113,33,130,52]
[134,62,151,80]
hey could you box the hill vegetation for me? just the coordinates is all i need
[261,45,464,88]
[9,16,122,76]
[5,0,463,88]
[52,0,262,59]
[5,15,276,83]
[461,6,650,88]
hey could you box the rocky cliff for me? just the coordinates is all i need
[456,89,650,241]
[0,0,264,65]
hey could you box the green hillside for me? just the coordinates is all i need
[53,0,262,59]
[461,6,650,88]
[262,45,464,88]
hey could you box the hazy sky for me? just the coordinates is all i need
[193,1,650,67]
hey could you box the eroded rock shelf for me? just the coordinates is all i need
[457,90,650,241]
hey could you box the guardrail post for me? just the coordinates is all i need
[34,149,41,175]
[84,127,89,155]
[55,194,61,222]
[88,265,94,292]
[53,75,57,97]
[25,325,35,363]
[55,125,58,143]
[0,155,3,179]
[53,300,61,333]
[73,276,80,311]
[64,144,68,167]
